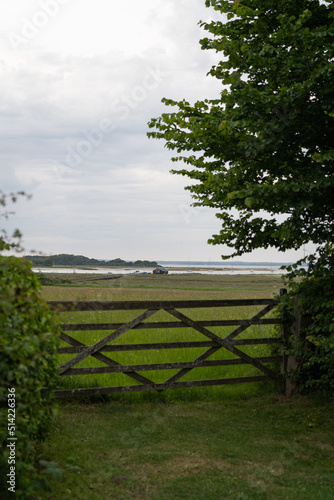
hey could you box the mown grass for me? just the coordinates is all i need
[36,394,334,500]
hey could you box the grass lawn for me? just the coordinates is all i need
[36,393,334,500]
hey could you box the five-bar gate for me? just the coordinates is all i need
[48,296,285,398]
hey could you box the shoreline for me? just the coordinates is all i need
[31,265,279,275]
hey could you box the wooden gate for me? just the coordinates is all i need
[48,296,284,398]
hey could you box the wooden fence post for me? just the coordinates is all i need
[284,295,312,397]
[279,288,288,381]
[285,295,300,397]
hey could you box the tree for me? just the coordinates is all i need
[0,191,29,253]
[148,0,334,259]
[148,0,334,393]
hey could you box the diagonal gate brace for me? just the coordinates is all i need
[224,303,277,342]
[58,308,157,375]
[59,332,155,385]
[165,308,280,382]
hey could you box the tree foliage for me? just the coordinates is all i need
[148,0,334,393]
[282,244,334,393]
[148,0,334,258]
[0,191,30,253]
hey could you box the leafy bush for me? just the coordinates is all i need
[282,244,334,394]
[0,256,60,498]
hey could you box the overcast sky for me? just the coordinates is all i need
[0,0,310,263]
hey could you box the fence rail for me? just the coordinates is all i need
[49,296,285,398]
[47,298,277,311]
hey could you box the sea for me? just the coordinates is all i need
[32,261,291,276]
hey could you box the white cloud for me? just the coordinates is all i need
[0,1,306,262]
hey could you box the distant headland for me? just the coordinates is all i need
[24,254,159,268]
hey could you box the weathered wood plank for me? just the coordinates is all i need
[165,308,280,381]
[58,309,158,374]
[224,303,277,341]
[61,318,280,331]
[58,340,215,353]
[54,375,273,397]
[59,332,155,386]
[62,356,282,375]
[47,298,277,312]
[52,297,283,396]
[164,346,222,384]
[57,338,280,354]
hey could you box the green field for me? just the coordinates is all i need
[35,274,334,500]
[40,270,285,294]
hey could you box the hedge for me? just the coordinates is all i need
[0,256,59,498]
